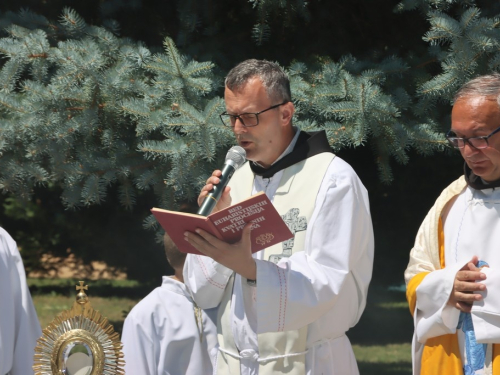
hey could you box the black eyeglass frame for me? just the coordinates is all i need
[219,101,289,128]
[446,125,500,149]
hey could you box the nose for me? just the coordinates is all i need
[233,117,247,134]
[462,141,480,157]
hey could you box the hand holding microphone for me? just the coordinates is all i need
[197,146,246,216]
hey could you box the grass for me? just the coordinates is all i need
[29,279,413,375]
[353,344,412,374]
[29,278,151,334]
[33,294,140,332]
[349,285,413,375]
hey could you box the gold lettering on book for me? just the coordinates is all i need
[256,233,274,246]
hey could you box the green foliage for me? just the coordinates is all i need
[248,0,310,45]
[395,0,476,13]
[0,0,499,283]
[0,1,498,205]
[286,59,412,181]
[0,10,230,212]
[417,7,500,100]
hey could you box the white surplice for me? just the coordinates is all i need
[413,185,500,371]
[0,227,42,375]
[121,276,218,375]
[184,155,374,375]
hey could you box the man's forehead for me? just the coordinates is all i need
[224,79,270,109]
[226,76,263,94]
[452,95,500,110]
[451,95,500,129]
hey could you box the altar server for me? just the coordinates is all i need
[121,231,217,375]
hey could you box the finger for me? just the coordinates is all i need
[206,177,219,186]
[198,190,208,206]
[221,186,232,196]
[184,232,223,260]
[200,185,215,197]
[471,255,479,265]
[184,230,213,252]
[198,184,216,206]
[206,170,222,184]
[456,270,486,282]
[455,281,486,294]
[455,290,483,303]
[203,181,216,190]
[467,262,480,272]
[193,228,226,249]
[459,256,479,271]
[240,222,254,249]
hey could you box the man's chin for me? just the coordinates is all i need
[470,166,500,182]
[238,142,256,158]
[468,161,489,175]
[477,172,500,183]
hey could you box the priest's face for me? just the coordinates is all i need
[224,78,294,168]
[451,96,500,182]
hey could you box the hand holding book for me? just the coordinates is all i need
[151,192,293,256]
[184,221,258,280]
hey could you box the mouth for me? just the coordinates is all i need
[469,160,487,166]
[467,160,490,171]
[238,140,252,148]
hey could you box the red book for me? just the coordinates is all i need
[151,192,293,255]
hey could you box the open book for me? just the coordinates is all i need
[151,192,293,255]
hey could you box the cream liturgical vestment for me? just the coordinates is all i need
[0,227,42,375]
[121,276,218,375]
[184,131,374,375]
[406,176,500,374]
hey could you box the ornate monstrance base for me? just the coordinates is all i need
[33,281,125,375]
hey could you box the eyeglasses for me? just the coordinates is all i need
[446,125,500,149]
[220,101,289,128]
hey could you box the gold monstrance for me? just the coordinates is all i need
[33,281,125,375]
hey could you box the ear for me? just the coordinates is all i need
[280,101,295,126]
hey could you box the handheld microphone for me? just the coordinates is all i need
[197,146,246,216]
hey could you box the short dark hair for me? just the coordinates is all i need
[454,73,500,107]
[163,202,197,270]
[225,59,291,103]
[163,232,186,270]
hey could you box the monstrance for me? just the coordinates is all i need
[33,281,125,375]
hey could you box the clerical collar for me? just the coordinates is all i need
[250,130,333,178]
[464,163,500,190]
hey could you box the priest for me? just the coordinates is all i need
[406,73,500,374]
[183,59,374,375]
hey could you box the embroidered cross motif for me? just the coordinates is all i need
[76,281,88,293]
[268,208,307,264]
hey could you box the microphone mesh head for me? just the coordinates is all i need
[225,146,246,169]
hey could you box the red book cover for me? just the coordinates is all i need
[151,192,293,255]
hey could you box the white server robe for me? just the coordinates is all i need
[0,227,42,375]
[184,156,374,375]
[121,276,218,375]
